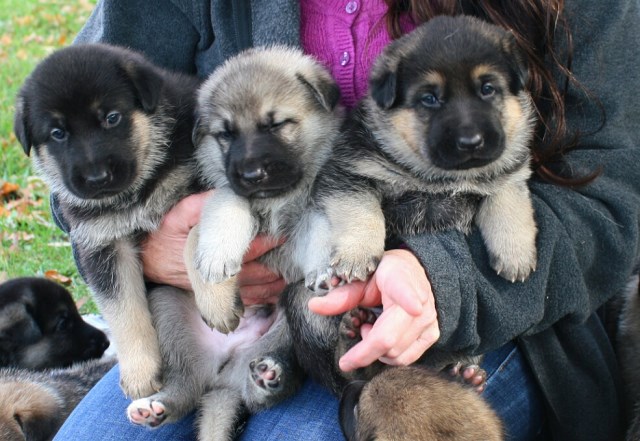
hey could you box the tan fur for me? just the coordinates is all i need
[352,367,503,441]
[0,380,62,441]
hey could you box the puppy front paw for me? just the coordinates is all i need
[489,233,537,283]
[330,248,381,284]
[195,244,243,283]
[127,398,167,428]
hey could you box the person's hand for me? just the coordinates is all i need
[142,192,286,304]
[308,249,439,372]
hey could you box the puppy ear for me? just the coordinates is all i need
[339,380,367,441]
[502,32,529,91]
[123,59,165,113]
[296,72,341,112]
[369,56,400,110]
[13,94,33,156]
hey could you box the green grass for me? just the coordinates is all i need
[0,0,97,312]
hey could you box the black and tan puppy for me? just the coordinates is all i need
[126,46,342,441]
[303,15,537,292]
[13,44,201,398]
[285,15,534,437]
[0,277,109,370]
[0,356,116,441]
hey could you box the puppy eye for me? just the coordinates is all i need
[104,111,122,128]
[268,119,292,132]
[55,314,70,332]
[480,82,497,98]
[50,127,67,141]
[215,130,236,142]
[419,93,441,108]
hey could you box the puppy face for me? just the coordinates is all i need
[195,46,341,199]
[0,278,109,370]
[14,44,168,204]
[368,15,534,180]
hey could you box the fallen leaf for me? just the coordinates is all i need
[44,270,72,286]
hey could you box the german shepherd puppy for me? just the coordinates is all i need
[303,15,537,292]
[285,15,535,436]
[13,44,201,398]
[340,366,503,441]
[0,357,116,441]
[187,45,343,333]
[126,47,343,441]
[0,277,109,370]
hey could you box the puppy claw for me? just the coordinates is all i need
[127,398,168,428]
[329,253,380,285]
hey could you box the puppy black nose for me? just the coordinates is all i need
[84,167,112,188]
[456,133,484,151]
[238,162,268,184]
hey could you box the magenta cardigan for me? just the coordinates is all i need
[300,0,416,109]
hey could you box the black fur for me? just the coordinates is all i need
[0,277,109,370]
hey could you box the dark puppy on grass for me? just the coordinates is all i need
[0,277,109,370]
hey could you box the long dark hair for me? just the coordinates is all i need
[383,0,601,186]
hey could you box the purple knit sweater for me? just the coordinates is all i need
[300,0,416,109]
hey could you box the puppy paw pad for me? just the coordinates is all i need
[250,357,282,390]
[127,398,167,428]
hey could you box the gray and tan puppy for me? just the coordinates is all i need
[14,44,201,398]
[127,287,300,441]
[127,47,343,441]
[0,357,116,441]
[187,45,343,333]
[340,366,503,441]
[285,15,535,438]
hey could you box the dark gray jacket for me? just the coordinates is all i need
[73,1,640,439]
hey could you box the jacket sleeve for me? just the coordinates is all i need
[401,0,640,354]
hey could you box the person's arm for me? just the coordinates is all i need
[312,0,640,367]
[410,0,640,354]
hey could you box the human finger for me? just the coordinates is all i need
[308,280,368,316]
[239,278,286,305]
[338,304,410,371]
[243,235,286,263]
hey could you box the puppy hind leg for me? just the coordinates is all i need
[197,388,246,441]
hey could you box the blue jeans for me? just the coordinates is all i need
[54,343,543,440]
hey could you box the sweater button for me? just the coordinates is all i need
[345,1,358,14]
[340,51,350,66]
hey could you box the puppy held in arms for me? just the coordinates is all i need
[286,14,536,441]
[13,44,202,399]
[126,46,344,441]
